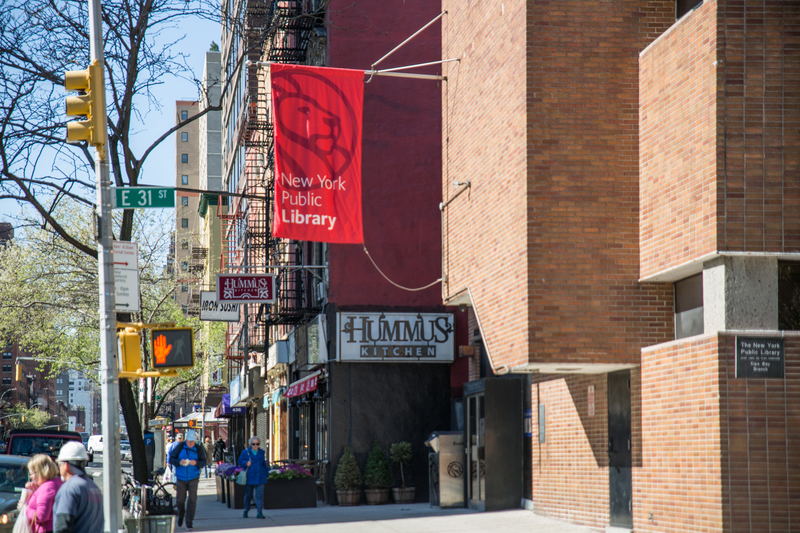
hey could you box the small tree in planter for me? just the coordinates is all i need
[334,446,362,506]
[390,441,415,503]
[363,441,392,505]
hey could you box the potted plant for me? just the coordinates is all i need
[390,441,415,503]
[222,464,245,509]
[363,441,392,505]
[263,463,317,509]
[334,446,362,506]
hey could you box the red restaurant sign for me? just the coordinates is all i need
[216,273,276,303]
[285,372,320,398]
[270,64,364,244]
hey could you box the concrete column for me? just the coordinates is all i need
[703,256,778,333]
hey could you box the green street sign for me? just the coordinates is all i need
[114,187,175,209]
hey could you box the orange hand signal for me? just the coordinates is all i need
[154,334,172,364]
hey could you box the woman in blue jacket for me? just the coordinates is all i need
[237,436,269,518]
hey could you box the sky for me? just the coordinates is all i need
[0,14,222,226]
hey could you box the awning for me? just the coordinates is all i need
[213,393,246,418]
[263,386,286,408]
[285,372,320,398]
[174,411,226,428]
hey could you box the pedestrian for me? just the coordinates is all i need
[20,454,62,533]
[213,437,226,464]
[203,437,214,478]
[169,429,206,531]
[53,442,103,533]
[237,436,269,519]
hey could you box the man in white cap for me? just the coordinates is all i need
[168,429,206,531]
[54,441,103,533]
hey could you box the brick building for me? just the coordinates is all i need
[441,1,799,532]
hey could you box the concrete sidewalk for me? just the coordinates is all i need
[187,478,598,533]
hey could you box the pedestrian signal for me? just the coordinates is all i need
[151,328,194,370]
[117,328,142,374]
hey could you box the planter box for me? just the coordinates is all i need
[225,479,245,509]
[215,476,224,503]
[263,477,316,509]
[365,488,390,505]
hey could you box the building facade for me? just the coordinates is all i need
[440,0,799,531]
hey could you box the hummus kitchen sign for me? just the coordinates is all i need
[337,312,455,363]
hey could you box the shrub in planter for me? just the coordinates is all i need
[334,446,362,506]
[363,441,391,505]
[390,441,415,503]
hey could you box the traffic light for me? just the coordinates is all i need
[151,328,194,370]
[14,364,22,383]
[64,60,106,147]
[117,328,142,374]
[188,419,196,428]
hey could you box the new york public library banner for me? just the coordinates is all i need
[271,64,364,244]
[337,312,455,363]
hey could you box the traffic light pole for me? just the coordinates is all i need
[87,0,122,531]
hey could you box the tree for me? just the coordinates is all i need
[3,403,52,431]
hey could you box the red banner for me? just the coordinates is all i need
[271,64,364,243]
[285,373,320,398]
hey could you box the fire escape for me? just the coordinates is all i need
[221,0,322,369]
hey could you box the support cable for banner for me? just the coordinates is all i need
[363,245,442,292]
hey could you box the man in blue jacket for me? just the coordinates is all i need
[169,429,206,531]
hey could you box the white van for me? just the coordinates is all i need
[87,435,103,455]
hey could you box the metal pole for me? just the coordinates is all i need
[88,0,122,531]
[370,11,447,70]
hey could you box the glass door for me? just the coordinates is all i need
[466,393,485,510]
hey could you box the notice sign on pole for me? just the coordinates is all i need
[736,336,784,379]
[199,291,240,322]
[113,241,140,313]
[216,273,275,303]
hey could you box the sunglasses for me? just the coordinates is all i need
[252,443,260,446]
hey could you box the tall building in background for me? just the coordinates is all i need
[175,101,202,315]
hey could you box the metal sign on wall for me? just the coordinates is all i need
[337,312,455,363]
[736,336,784,379]
[216,273,275,303]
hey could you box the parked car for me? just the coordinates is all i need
[0,455,29,533]
[5,429,82,461]
[87,435,103,458]
[121,442,132,462]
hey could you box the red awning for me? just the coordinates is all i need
[285,372,321,398]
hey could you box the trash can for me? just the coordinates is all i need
[425,431,465,508]
[124,516,176,533]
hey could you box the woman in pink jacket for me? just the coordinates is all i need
[22,454,62,533]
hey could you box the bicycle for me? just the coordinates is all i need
[121,470,176,517]
[148,468,176,515]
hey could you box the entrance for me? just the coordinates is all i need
[608,370,632,528]
[466,393,485,510]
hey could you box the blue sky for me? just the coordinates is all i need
[0,15,221,225]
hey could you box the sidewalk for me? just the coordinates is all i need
[187,478,597,533]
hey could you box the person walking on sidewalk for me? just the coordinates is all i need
[169,430,207,531]
[22,454,62,533]
[237,436,269,519]
[203,437,214,478]
[213,437,226,464]
[53,442,103,533]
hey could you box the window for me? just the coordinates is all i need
[181,218,189,228]
[2,365,10,373]
[2,352,11,360]
[181,154,188,164]
[676,0,703,19]
[181,110,188,120]
[181,132,189,142]
[182,284,188,292]
[181,240,189,250]
[2,378,10,385]
[779,262,800,330]
[181,175,189,185]
[181,261,188,270]
[181,197,189,206]
[675,274,703,340]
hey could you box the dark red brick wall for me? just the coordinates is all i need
[717,1,800,253]
[525,0,675,366]
[327,1,443,307]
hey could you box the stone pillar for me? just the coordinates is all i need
[703,256,778,333]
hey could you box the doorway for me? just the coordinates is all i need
[466,393,485,510]
[608,370,632,528]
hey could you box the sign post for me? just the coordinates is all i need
[113,241,140,313]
